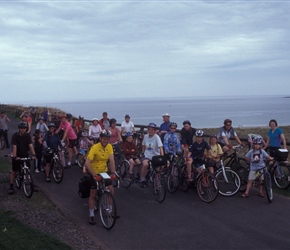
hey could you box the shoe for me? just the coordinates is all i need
[88,216,96,225]
[140,181,147,188]
[239,193,249,198]
[46,177,51,182]
[35,169,40,173]
[8,187,14,195]
[258,192,264,198]
[128,173,134,180]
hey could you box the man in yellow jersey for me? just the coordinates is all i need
[85,129,116,225]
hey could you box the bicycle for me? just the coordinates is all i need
[46,148,64,183]
[76,148,89,169]
[179,160,219,203]
[93,173,118,230]
[266,148,290,189]
[0,129,6,150]
[6,155,34,198]
[166,154,184,193]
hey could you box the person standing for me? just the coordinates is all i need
[88,118,102,143]
[8,122,36,194]
[99,112,110,130]
[0,111,10,148]
[264,119,287,157]
[180,120,196,158]
[121,115,135,142]
[36,117,49,136]
[159,113,170,143]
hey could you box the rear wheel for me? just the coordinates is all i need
[264,172,273,203]
[178,168,190,192]
[99,191,117,230]
[76,153,85,168]
[215,169,240,196]
[273,162,290,189]
[153,172,166,203]
[117,160,131,188]
[52,160,64,183]
[167,165,180,193]
[197,172,218,203]
[236,166,249,191]
[23,171,33,198]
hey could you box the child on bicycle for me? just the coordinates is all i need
[204,135,223,174]
[79,132,93,155]
[163,122,182,157]
[240,137,273,198]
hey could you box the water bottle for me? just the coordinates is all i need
[255,170,261,178]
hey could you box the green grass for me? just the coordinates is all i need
[0,210,72,249]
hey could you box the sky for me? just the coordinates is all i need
[1,0,290,104]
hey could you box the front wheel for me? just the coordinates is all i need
[264,172,273,203]
[52,160,64,183]
[99,191,117,230]
[215,169,241,196]
[15,172,22,189]
[273,162,290,189]
[236,166,249,192]
[167,166,180,193]
[23,171,33,198]
[117,160,131,188]
[197,172,218,203]
[153,172,166,203]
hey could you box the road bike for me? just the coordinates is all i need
[6,155,34,198]
[93,173,118,230]
[179,161,219,203]
[46,148,64,183]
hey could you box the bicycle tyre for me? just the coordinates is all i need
[15,173,22,189]
[118,160,132,188]
[76,153,85,168]
[264,172,273,203]
[236,166,249,192]
[197,172,218,203]
[0,135,5,150]
[153,172,166,203]
[23,171,33,198]
[52,160,64,183]
[215,169,241,196]
[178,169,190,192]
[167,166,180,193]
[273,162,290,189]
[99,191,117,230]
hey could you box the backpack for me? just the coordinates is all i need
[78,175,91,198]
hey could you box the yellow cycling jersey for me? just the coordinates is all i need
[87,142,114,174]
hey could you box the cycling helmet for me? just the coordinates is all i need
[66,113,72,119]
[126,132,133,137]
[82,131,88,137]
[18,122,28,129]
[183,120,191,126]
[38,117,44,121]
[148,122,157,129]
[48,122,55,128]
[253,137,263,145]
[92,118,99,122]
[169,122,177,128]
[100,129,112,138]
[224,119,232,125]
[109,118,117,126]
[195,130,204,137]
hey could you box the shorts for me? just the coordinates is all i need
[88,173,112,189]
[248,170,264,181]
[218,142,226,148]
[68,139,77,148]
[45,153,53,164]
[12,159,31,172]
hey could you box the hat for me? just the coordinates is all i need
[162,113,170,117]
[125,114,130,118]
[92,118,99,121]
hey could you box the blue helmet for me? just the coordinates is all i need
[148,123,157,129]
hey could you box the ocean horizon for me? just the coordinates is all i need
[9,95,290,129]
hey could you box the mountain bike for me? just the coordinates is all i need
[93,173,117,230]
[6,155,34,198]
[166,154,184,193]
[46,148,64,183]
[116,157,141,188]
[179,161,219,203]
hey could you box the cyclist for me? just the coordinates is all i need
[99,112,110,130]
[163,122,181,156]
[88,118,102,143]
[8,122,36,194]
[180,120,196,158]
[123,132,141,178]
[109,118,122,144]
[43,123,63,182]
[240,137,273,198]
[186,130,214,181]
[55,114,78,168]
[36,117,49,136]
[159,113,170,142]
[79,131,93,155]
[248,133,266,149]
[140,123,164,188]
[33,129,43,173]
[0,111,10,148]
[204,135,223,174]
[85,130,116,225]
[121,114,135,142]
[217,119,243,152]
[264,119,287,157]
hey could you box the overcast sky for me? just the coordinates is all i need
[1,0,290,103]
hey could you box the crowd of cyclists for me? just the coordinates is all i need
[2,109,288,225]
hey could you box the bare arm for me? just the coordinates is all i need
[281,134,287,149]
[108,154,115,173]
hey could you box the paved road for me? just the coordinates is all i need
[2,116,290,249]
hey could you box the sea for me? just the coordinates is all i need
[25,95,290,129]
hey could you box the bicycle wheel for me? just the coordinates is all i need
[118,160,131,188]
[273,162,290,189]
[76,153,85,168]
[99,191,117,230]
[167,166,180,193]
[264,172,273,203]
[197,172,218,203]
[215,169,241,196]
[178,169,190,192]
[23,170,33,198]
[52,160,64,183]
[153,172,166,203]
[15,173,22,189]
[236,166,249,191]
[0,135,5,150]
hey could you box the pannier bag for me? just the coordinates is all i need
[277,149,289,162]
[78,175,91,198]
[151,155,167,168]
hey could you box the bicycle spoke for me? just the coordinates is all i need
[23,171,33,198]
[216,169,240,196]
[99,192,117,230]
[264,172,273,203]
